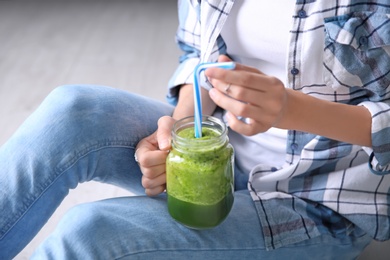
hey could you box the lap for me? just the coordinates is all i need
[2,84,370,259]
[32,190,371,260]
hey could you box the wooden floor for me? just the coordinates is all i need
[0,0,388,259]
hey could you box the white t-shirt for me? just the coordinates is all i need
[220,0,295,173]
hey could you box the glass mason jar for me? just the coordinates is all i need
[166,115,234,229]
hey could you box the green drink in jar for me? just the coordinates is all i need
[166,116,234,229]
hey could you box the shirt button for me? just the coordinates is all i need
[291,143,299,150]
[290,68,300,75]
[359,36,368,46]
[298,9,307,18]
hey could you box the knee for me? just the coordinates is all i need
[50,197,168,241]
[33,198,169,259]
[44,85,99,115]
[58,202,107,234]
[32,203,109,258]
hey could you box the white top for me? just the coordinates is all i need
[220,0,295,173]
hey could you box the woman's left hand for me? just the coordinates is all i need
[205,55,289,136]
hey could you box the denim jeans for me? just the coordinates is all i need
[0,85,371,259]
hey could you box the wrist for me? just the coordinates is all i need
[172,84,217,120]
[279,89,372,146]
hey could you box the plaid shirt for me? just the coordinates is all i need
[167,0,390,250]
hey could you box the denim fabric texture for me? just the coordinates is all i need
[0,85,372,259]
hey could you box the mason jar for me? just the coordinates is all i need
[166,115,234,229]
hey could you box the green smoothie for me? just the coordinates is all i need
[166,126,234,229]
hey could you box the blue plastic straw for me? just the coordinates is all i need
[193,61,236,138]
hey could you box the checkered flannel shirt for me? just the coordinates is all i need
[167,0,390,250]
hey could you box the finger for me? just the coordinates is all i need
[211,73,285,105]
[226,111,270,136]
[140,163,166,179]
[145,184,166,197]
[205,63,262,87]
[157,116,176,150]
[212,81,262,104]
[135,131,158,157]
[142,172,166,190]
[136,149,169,168]
[211,69,267,91]
[218,54,232,62]
[209,87,280,129]
[209,88,261,120]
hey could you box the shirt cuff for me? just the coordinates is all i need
[166,58,213,106]
[359,101,390,174]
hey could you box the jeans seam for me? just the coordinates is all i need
[55,139,136,173]
[116,247,265,259]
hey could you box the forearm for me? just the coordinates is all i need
[281,89,372,147]
[172,84,217,120]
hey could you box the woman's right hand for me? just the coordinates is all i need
[135,116,176,196]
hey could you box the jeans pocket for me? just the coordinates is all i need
[323,12,390,97]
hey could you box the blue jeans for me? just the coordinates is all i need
[0,85,371,259]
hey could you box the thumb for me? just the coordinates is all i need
[156,116,176,151]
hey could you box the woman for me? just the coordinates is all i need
[1,0,389,259]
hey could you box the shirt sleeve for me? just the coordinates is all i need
[324,11,390,175]
[166,0,201,106]
[359,101,390,175]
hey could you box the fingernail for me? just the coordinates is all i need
[159,139,169,150]
[226,111,233,120]
[209,88,217,99]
